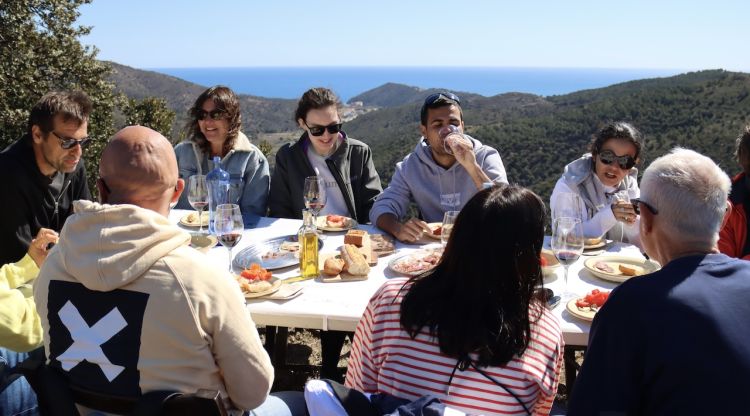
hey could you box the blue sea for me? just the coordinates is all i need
[152,67,683,102]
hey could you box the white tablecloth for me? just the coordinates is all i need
[170,210,646,346]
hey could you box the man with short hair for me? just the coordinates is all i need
[369,92,508,242]
[34,126,275,413]
[568,148,750,415]
[0,91,92,265]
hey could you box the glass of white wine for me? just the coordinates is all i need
[441,210,459,247]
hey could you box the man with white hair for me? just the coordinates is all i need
[568,148,750,415]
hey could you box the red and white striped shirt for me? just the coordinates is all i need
[345,278,564,416]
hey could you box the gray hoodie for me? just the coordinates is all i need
[370,135,508,224]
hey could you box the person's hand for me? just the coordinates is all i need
[393,218,431,243]
[28,228,59,268]
[449,135,476,169]
[611,200,637,224]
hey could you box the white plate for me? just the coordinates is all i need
[566,298,597,322]
[388,248,443,276]
[179,211,209,227]
[237,277,283,299]
[583,255,660,283]
[316,216,358,232]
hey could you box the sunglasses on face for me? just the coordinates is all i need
[196,109,227,121]
[51,131,91,150]
[598,149,636,170]
[423,92,461,107]
[631,198,659,215]
[305,122,342,137]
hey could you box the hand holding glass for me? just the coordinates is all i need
[187,175,209,233]
[441,210,459,247]
[214,204,243,273]
[551,217,584,290]
[438,125,469,155]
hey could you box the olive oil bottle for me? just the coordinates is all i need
[298,209,319,278]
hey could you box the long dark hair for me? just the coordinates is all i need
[294,87,340,124]
[400,184,547,367]
[185,85,242,156]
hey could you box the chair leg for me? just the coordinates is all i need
[264,326,277,361]
[564,346,583,399]
[273,327,289,370]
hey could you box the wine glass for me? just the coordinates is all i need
[553,192,584,223]
[188,175,209,233]
[551,217,584,298]
[441,210,459,247]
[214,204,243,273]
[303,176,326,225]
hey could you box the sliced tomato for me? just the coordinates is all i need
[540,256,548,267]
[576,299,591,308]
[241,263,273,281]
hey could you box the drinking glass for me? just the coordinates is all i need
[187,175,209,233]
[303,176,326,224]
[551,217,584,296]
[214,204,243,273]
[552,192,584,223]
[441,210,459,247]
[438,125,469,155]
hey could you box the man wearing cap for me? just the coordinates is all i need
[369,92,508,242]
[0,91,92,265]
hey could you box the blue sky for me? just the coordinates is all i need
[78,0,749,70]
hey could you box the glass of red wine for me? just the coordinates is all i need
[303,176,326,224]
[188,175,209,233]
[551,217,584,294]
[214,204,243,273]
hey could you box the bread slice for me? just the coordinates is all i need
[344,229,368,247]
[618,263,644,276]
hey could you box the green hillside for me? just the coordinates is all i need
[346,70,750,202]
[109,66,750,204]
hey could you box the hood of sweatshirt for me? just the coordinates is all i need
[56,200,191,291]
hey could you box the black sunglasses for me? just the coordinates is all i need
[598,149,636,170]
[631,198,659,215]
[196,109,227,121]
[51,131,91,150]
[423,92,461,107]
[305,122,343,137]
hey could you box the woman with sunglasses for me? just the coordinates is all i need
[550,121,643,244]
[268,87,382,223]
[174,85,270,224]
[268,87,382,382]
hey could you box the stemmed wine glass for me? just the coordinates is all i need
[553,192,584,223]
[303,176,326,225]
[228,178,244,205]
[214,204,243,273]
[551,217,584,298]
[188,175,209,233]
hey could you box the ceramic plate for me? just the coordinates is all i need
[388,248,443,276]
[179,211,209,227]
[583,255,660,283]
[189,234,217,252]
[583,239,608,251]
[566,298,597,322]
[541,249,560,278]
[236,277,283,299]
[233,235,323,270]
[424,222,443,240]
[316,216,358,232]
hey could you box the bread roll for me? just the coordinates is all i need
[344,229,368,247]
[341,244,370,276]
[323,257,345,276]
[585,237,603,246]
[618,263,644,276]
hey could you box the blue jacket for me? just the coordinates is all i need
[174,132,270,225]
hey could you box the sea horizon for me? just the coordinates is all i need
[150,66,688,102]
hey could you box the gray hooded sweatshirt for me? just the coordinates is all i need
[370,135,507,224]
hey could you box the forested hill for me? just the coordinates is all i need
[344,70,750,201]
[108,65,750,204]
[108,62,298,137]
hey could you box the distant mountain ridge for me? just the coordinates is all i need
[107,64,750,203]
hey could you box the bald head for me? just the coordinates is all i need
[99,126,181,213]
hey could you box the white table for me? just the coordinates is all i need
[170,210,645,347]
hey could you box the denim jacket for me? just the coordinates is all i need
[174,132,270,225]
